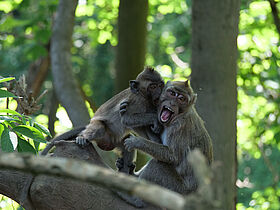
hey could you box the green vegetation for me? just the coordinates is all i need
[0,77,49,154]
[0,0,279,209]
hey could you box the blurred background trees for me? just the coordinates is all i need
[0,0,279,209]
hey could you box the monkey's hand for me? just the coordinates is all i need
[124,136,140,152]
[119,101,129,115]
[150,119,162,134]
[75,136,90,147]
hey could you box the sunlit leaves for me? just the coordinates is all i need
[0,1,13,13]
[237,2,280,205]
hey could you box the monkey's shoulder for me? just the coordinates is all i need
[94,88,130,117]
[125,93,155,112]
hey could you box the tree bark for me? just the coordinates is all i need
[26,55,50,98]
[0,143,220,210]
[115,0,148,92]
[191,0,240,209]
[50,0,90,127]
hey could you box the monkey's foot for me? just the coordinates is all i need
[116,158,135,175]
[75,136,90,147]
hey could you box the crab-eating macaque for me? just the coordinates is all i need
[122,80,213,207]
[76,67,164,173]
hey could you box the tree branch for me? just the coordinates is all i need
[51,0,90,126]
[0,152,185,210]
[0,149,219,210]
[268,0,280,35]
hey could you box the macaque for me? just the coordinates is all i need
[76,67,164,173]
[122,80,213,206]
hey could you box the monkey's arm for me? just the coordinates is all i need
[120,101,162,133]
[121,112,158,127]
[124,136,179,165]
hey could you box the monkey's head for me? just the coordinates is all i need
[129,67,164,106]
[158,80,197,125]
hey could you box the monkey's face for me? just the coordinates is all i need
[158,81,196,125]
[147,81,164,106]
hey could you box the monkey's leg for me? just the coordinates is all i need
[116,139,136,174]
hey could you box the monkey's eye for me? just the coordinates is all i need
[167,89,176,97]
[149,84,157,89]
[178,95,186,102]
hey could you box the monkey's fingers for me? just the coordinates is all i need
[150,123,162,134]
[119,102,128,115]
[124,140,134,152]
[75,137,90,147]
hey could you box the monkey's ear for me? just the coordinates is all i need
[185,80,190,87]
[129,80,140,94]
[191,93,197,104]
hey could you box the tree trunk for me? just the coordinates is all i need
[191,0,240,209]
[50,0,90,127]
[115,0,148,92]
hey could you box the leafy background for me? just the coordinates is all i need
[0,0,280,209]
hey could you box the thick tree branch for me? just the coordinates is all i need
[268,0,280,36]
[0,149,219,210]
[0,152,184,210]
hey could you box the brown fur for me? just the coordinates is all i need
[76,67,164,173]
[124,80,213,196]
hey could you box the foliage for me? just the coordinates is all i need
[236,1,280,209]
[0,77,49,154]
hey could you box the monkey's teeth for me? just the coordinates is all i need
[160,107,173,123]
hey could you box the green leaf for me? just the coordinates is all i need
[0,124,4,137]
[0,77,15,83]
[0,89,17,98]
[34,122,52,137]
[0,115,20,122]
[13,125,47,143]
[275,132,280,144]
[17,138,36,154]
[33,141,40,152]
[1,126,14,152]
[29,118,34,126]
[0,109,21,116]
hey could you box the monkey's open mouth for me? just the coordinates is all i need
[160,106,174,123]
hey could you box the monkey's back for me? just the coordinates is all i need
[90,88,131,140]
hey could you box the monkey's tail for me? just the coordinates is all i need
[40,126,85,156]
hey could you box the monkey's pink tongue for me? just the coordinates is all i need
[161,110,172,122]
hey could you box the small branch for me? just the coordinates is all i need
[268,0,280,36]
